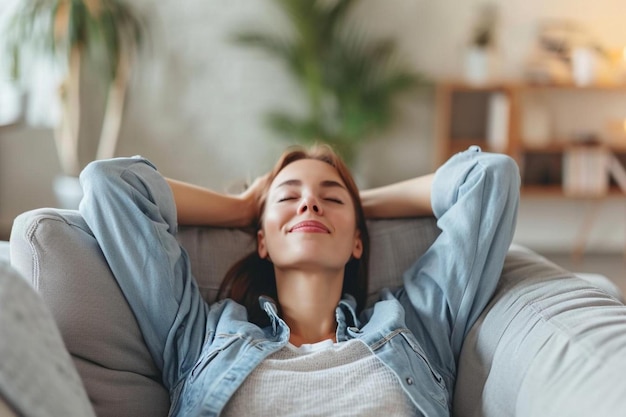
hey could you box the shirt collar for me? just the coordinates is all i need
[258,294,361,340]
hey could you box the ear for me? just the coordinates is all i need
[352,229,363,260]
[257,229,268,259]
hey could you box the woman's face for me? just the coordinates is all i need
[258,158,363,273]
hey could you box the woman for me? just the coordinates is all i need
[78,144,520,416]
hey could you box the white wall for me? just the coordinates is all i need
[1,0,626,253]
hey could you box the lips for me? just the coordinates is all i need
[289,220,330,233]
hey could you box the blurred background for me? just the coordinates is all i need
[1,0,625,281]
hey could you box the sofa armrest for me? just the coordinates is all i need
[10,209,170,417]
[0,241,9,264]
[454,244,626,417]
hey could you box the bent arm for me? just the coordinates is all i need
[166,178,259,227]
[360,174,435,219]
[400,147,520,377]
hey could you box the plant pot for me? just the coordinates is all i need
[53,175,83,210]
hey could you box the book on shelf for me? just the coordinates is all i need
[607,153,626,192]
[562,145,609,197]
[562,145,626,196]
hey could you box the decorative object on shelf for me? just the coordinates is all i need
[3,0,146,208]
[571,47,598,86]
[0,82,22,127]
[0,61,23,127]
[463,3,498,85]
[485,92,509,153]
[521,98,552,148]
[231,0,424,166]
[524,20,611,85]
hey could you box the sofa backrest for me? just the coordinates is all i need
[10,208,440,417]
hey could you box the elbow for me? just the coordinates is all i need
[479,153,521,194]
[432,150,521,218]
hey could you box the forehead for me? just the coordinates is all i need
[270,159,345,189]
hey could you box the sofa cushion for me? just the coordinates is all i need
[10,210,170,417]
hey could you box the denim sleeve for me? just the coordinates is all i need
[398,146,520,374]
[78,157,209,391]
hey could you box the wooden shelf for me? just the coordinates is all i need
[439,80,626,92]
[521,185,626,198]
[515,82,626,91]
[521,143,626,153]
[436,80,626,197]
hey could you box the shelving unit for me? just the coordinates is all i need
[436,81,626,196]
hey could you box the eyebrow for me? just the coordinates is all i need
[276,179,347,190]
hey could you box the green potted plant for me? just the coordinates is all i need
[232,0,423,166]
[3,0,145,207]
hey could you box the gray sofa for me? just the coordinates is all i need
[0,259,95,417]
[7,207,626,417]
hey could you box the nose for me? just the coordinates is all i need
[298,195,322,215]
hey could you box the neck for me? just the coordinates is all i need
[275,268,343,346]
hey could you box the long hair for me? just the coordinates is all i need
[217,144,370,327]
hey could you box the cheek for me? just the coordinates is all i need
[259,209,287,249]
[334,209,358,230]
[261,207,284,231]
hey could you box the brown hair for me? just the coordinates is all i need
[217,144,370,327]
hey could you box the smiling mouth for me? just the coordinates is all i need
[289,220,330,233]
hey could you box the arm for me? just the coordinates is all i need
[166,176,266,227]
[360,174,435,219]
[399,148,520,376]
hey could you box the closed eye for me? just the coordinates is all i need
[324,197,344,204]
[277,196,297,202]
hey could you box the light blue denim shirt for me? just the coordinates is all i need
[79,147,520,417]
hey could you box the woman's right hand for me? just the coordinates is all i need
[238,173,271,225]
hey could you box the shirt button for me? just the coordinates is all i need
[469,145,482,152]
[406,377,414,385]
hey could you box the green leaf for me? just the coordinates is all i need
[231,0,426,154]
[3,0,146,82]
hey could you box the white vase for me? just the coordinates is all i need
[0,81,23,126]
[571,47,597,86]
[53,175,83,210]
[522,100,552,147]
[464,47,491,85]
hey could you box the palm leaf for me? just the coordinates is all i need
[232,0,425,162]
[266,111,323,142]
[2,0,147,175]
[5,0,144,81]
